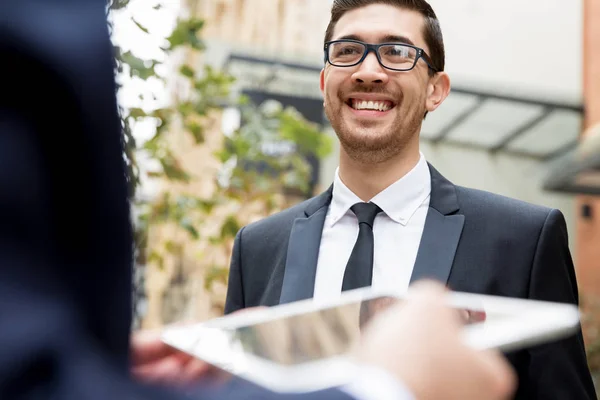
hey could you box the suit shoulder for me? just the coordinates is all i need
[240,196,315,236]
[454,185,557,222]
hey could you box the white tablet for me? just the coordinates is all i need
[161,287,580,393]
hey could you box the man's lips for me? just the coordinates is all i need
[346,98,396,112]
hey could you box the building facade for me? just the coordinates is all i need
[575,0,600,295]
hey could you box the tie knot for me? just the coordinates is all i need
[350,202,382,228]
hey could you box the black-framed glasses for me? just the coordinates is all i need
[324,39,438,72]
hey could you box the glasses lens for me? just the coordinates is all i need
[328,41,366,66]
[378,44,418,70]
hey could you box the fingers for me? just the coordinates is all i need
[132,354,182,383]
[408,280,461,329]
[130,329,173,365]
[130,326,218,387]
[179,358,212,383]
[132,353,213,386]
[456,309,471,324]
[361,280,451,333]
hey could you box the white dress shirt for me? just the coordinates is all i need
[313,153,431,303]
[309,155,429,400]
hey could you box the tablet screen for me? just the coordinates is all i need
[217,296,491,366]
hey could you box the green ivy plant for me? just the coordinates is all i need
[107,1,331,321]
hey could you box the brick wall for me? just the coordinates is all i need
[577,0,600,296]
[197,0,331,60]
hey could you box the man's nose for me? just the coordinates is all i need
[351,52,389,85]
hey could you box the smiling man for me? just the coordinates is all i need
[224,1,596,398]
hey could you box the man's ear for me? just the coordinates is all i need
[425,72,451,113]
[320,68,326,95]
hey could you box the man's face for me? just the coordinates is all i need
[321,4,442,163]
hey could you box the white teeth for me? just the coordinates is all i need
[352,100,392,111]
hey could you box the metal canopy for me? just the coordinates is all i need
[421,89,584,160]
[223,52,585,161]
[543,124,600,196]
[223,53,324,99]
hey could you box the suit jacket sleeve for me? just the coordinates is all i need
[0,118,355,400]
[225,228,246,314]
[0,1,355,400]
[524,208,597,399]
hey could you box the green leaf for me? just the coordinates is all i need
[147,250,165,270]
[177,102,195,117]
[236,94,251,106]
[204,265,229,290]
[161,158,190,182]
[220,215,240,239]
[150,108,172,135]
[166,18,206,50]
[152,4,162,10]
[197,199,218,214]
[214,148,232,164]
[132,18,150,34]
[146,171,164,178]
[148,192,172,221]
[148,146,190,182]
[109,0,130,10]
[164,240,182,254]
[120,51,158,80]
[180,217,199,239]
[208,236,222,245]
[179,65,195,78]
[278,110,327,156]
[128,107,147,119]
[264,195,279,213]
[185,121,205,143]
[120,50,144,69]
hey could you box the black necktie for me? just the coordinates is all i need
[342,202,382,291]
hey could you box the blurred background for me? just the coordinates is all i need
[107,0,600,385]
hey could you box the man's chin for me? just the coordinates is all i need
[338,129,393,153]
[342,121,394,139]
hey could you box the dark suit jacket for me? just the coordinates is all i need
[0,2,352,400]
[225,164,598,399]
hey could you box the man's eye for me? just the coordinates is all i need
[386,47,409,57]
[339,48,359,55]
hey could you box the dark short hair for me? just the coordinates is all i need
[324,0,445,75]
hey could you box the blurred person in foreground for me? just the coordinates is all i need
[224,1,596,398]
[0,0,516,400]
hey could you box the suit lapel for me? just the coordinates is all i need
[410,164,465,285]
[279,187,332,304]
[279,164,464,302]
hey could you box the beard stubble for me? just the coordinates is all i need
[324,86,423,164]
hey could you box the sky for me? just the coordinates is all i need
[110,0,182,196]
[111,0,181,143]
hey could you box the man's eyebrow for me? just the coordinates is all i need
[380,35,416,46]
[334,34,416,46]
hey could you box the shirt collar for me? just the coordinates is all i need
[329,153,431,227]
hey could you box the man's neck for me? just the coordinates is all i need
[338,148,422,202]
